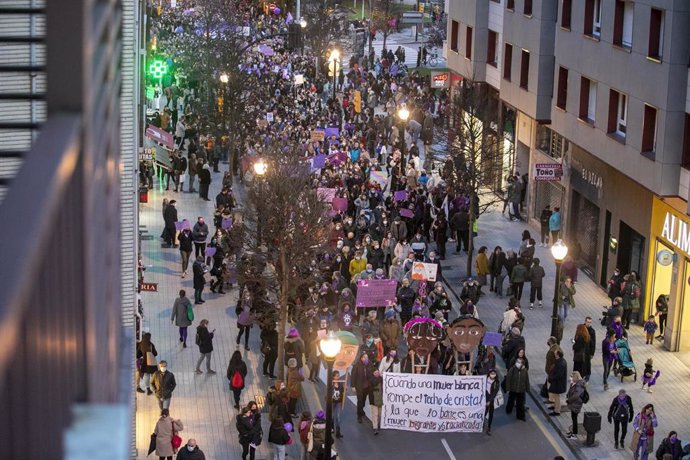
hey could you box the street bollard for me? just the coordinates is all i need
[583,412,602,446]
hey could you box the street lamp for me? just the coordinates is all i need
[550,239,568,340]
[219,72,229,84]
[299,17,307,28]
[329,49,340,100]
[253,159,267,176]
[398,104,410,171]
[320,331,342,460]
[253,159,267,248]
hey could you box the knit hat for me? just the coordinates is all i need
[288,358,297,368]
[287,328,300,338]
[385,309,396,319]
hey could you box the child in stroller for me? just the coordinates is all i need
[612,337,637,382]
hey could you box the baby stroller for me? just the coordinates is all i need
[613,338,637,382]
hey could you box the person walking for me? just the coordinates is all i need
[137,332,158,394]
[565,371,586,439]
[549,207,561,242]
[227,350,248,409]
[489,246,507,295]
[559,276,576,323]
[539,205,552,246]
[607,389,634,449]
[151,361,177,411]
[528,258,546,309]
[236,403,262,460]
[192,217,209,259]
[572,324,592,382]
[351,353,376,423]
[268,417,290,460]
[171,289,193,348]
[178,226,193,277]
[332,370,345,438]
[192,256,207,304]
[176,439,206,460]
[602,330,618,391]
[505,356,529,421]
[547,350,567,416]
[260,320,279,378]
[632,404,658,460]
[484,368,501,435]
[236,291,254,351]
[654,294,669,340]
[154,408,183,460]
[655,431,683,460]
[194,319,216,375]
[287,358,305,417]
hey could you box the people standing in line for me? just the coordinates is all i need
[547,350,567,417]
[137,332,158,394]
[154,408,183,460]
[655,431,683,460]
[192,216,209,259]
[287,358,304,418]
[198,163,212,201]
[227,350,248,410]
[528,258,545,309]
[171,289,193,348]
[602,330,618,391]
[572,324,591,382]
[484,368,500,435]
[151,360,177,411]
[370,370,384,435]
[192,256,207,305]
[236,291,254,351]
[505,356,529,421]
[351,352,376,424]
[559,276,576,323]
[654,294,669,341]
[607,389,634,450]
[162,199,178,248]
[632,404,658,460]
[268,417,290,460]
[194,319,216,375]
[565,371,586,439]
[178,225,193,277]
[548,207,561,242]
[176,438,206,460]
[539,205,552,246]
[260,320,279,379]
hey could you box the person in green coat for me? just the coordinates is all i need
[510,258,528,301]
[559,276,576,323]
[505,357,529,421]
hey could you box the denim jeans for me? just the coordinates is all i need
[196,352,212,372]
[179,326,188,345]
[273,444,286,460]
[333,402,342,431]
[559,302,570,323]
[194,287,203,303]
[158,397,171,411]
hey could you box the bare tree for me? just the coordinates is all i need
[370,0,394,53]
[301,0,351,59]
[245,147,331,379]
[446,80,507,277]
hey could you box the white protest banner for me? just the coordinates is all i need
[410,261,438,282]
[382,372,485,433]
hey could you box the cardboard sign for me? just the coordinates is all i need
[266,112,274,122]
[140,282,158,292]
[332,197,348,213]
[174,220,191,231]
[370,170,388,187]
[355,279,398,307]
[139,147,155,161]
[399,208,414,219]
[311,130,325,142]
[145,124,174,149]
[394,190,408,202]
[410,262,438,282]
[324,127,339,139]
[382,373,486,433]
[294,74,304,85]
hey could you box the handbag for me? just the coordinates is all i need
[146,350,157,367]
[171,420,182,451]
[494,391,504,408]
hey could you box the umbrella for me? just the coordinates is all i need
[147,433,157,456]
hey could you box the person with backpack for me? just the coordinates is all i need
[171,289,194,348]
[236,402,262,460]
[607,389,634,450]
[297,411,312,460]
[566,371,587,439]
[227,350,248,409]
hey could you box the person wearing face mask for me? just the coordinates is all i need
[381,232,396,272]
[632,404,657,459]
[607,389,634,450]
[565,371,586,439]
[380,309,402,353]
[505,357,529,421]
[361,332,379,363]
[151,360,177,411]
[655,431,683,460]
[359,263,376,281]
[177,222,193,277]
[349,250,367,279]
[393,239,411,262]
[329,223,345,248]
[396,278,417,326]
[175,438,206,460]
[153,408,184,460]
[379,348,401,374]
[351,353,376,423]
[370,370,384,435]
[367,240,385,270]
[484,369,501,435]
[236,402,262,460]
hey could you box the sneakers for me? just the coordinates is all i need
[136,387,145,393]
[207,369,216,374]
[647,388,653,393]
[179,337,183,343]
[566,432,577,439]
[530,303,534,310]
[195,369,203,374]
[539,301,543,307]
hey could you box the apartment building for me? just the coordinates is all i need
[446,0,690,350]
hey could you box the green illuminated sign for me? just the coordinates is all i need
[149,60,168,79]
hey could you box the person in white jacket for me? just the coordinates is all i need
[379,349,401,374]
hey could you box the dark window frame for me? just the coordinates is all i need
[519,49,530,89]
[503,43,513,81]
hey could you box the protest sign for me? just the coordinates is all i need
[266,112,274,122]
[222,217,233,230]
[370,170,388,187]
[355,279,398,307]
[310,130,325,142]
[205,247,216,257]
[410,262,438,282]
[382,372,485,433]
[174,220,191,231]
[332,197,348,212]
[317,187,336,203]
[399,208,414,219]
[393,190,407,202]
[324,127,339,138]
[482,332,503,347]
[294,74,304,85]
[311,154,326,169]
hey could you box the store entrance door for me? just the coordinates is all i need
[569,190,600,277]
[617,221,645,278]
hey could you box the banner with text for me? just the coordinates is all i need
[382,372,486,433]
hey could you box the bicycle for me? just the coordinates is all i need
[426,51,439,67]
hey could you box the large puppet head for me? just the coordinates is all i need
[333,331,359,372]
[404,317,443,358]
[448,316,486,354]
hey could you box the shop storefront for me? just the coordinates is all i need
[646,197,690,351]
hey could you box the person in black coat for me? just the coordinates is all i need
[178,227,193,276]
[260,322,279,378]
[198,163,212,201]
[547,351,568,416]
[192,256,207,304]
[236,403,262,460]
[655,431,683,460]
[227,350,248,409]
[607,389,634,449]
[195,319,215,374]
[163,200,178,247]
[484,369,501,435]
[350,353,376,423]
[176,439,207,460]
[268,417,290,458]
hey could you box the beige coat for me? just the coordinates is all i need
[155,416,183,457]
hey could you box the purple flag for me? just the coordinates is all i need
[312,154,326,169]
[394,190,408,202]
[355,279,398,307]
[174,220,190,231]
[222,217,233,230]
[482,332,503,347]
[399,208,414,218]
[332,197,348,212]
[286,12,293,24]
[324,127,340,139]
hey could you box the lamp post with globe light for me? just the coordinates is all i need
[550,239,568,340]
[320,331,342,460]
[397,104,410,171]
[328,49,340,100]
[253,159,267,248]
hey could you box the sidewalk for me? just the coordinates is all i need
[440,205,690,459]
[135,171,309,459]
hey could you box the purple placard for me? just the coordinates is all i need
[205,247,217,257]
[482,332,503,347]
[222,217,233,230]
[312,154,327,169]
[332,197,348,213]
[328,151,347,166]
[356,279,398,307]
[324,127,340,139]
[394,190,408,202]
[174,220,191,231]
[399,208,414,219]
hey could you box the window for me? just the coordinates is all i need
[579,77,597,123]
[613,0,634,48]
[487,30,498,66]
[607,89,627,138]
[503,43,513,80]
[556,67,568,110]
[465,26,473,59]
[682,114,690,168]
[561,0,572,29]
[507,0,515,11]
[520,50,530,89]
[641,104,657,154]
[648,8,664,60]
[524,0,533,16]
[584,0,602,38]
[451,20,459,52]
